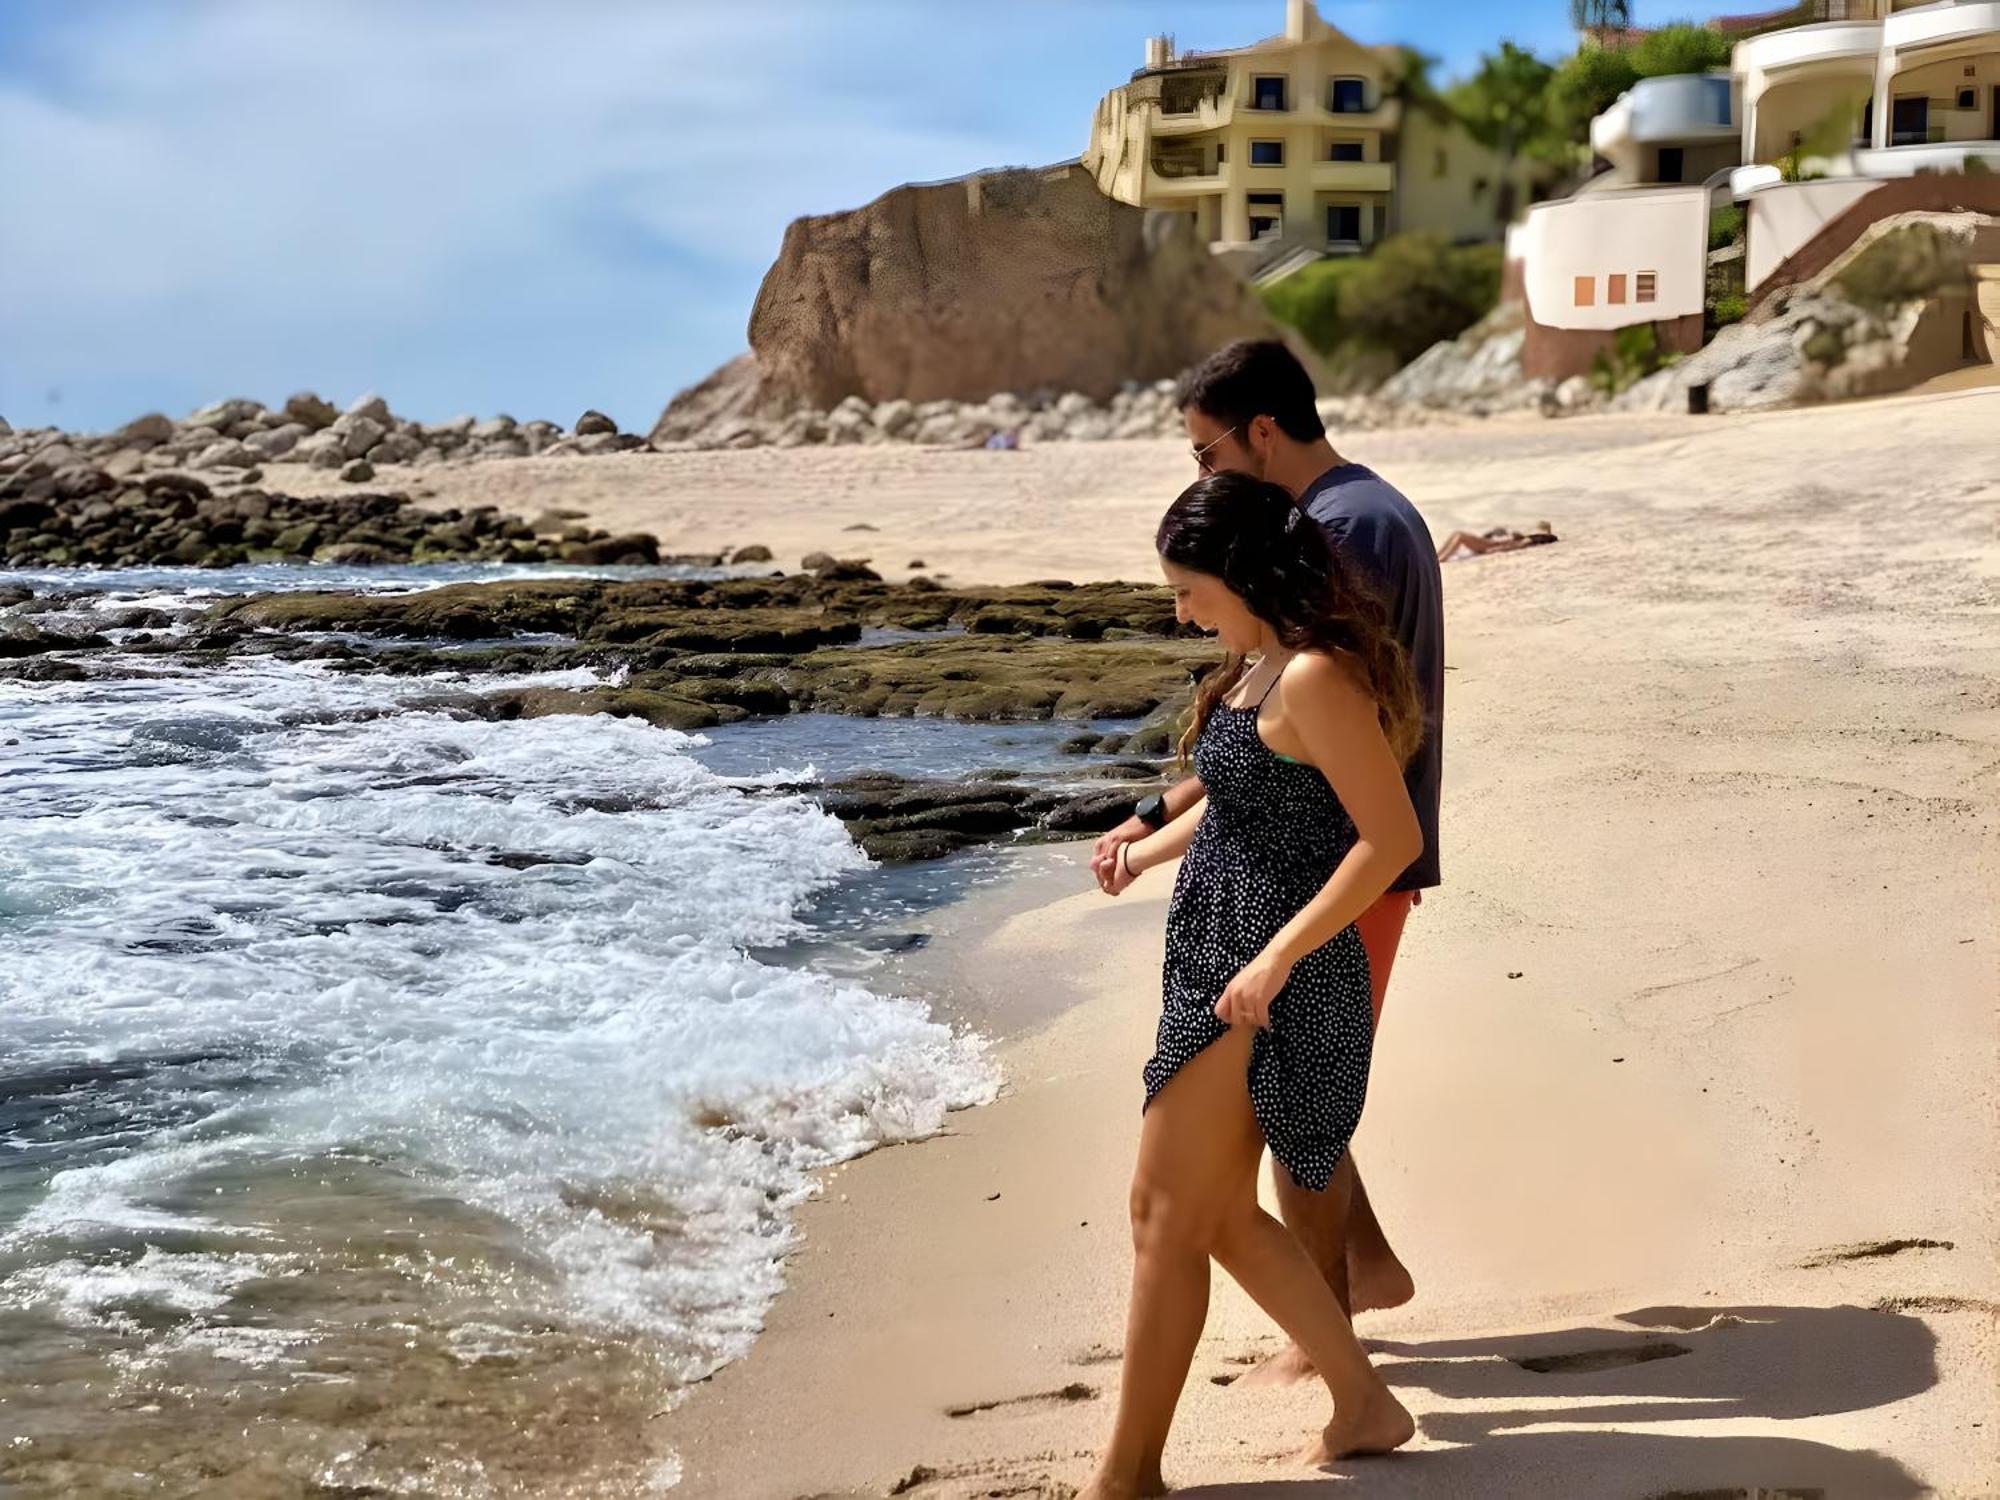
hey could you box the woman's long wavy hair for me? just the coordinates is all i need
[1156,472,1424,769]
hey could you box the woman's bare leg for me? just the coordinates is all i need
[1081,1029,1261,1497]
[1080,1028,1411,1497]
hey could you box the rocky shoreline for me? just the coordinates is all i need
[2,566,1198,860]
[0,440,694,571]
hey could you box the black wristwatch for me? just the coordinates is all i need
[1135,793,1169,830]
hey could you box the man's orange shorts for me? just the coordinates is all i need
[1355,890,1417,1028]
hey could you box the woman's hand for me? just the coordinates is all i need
[1215,950,1293,1029]
[1100,842,1141,897]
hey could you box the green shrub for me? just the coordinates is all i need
[1258,257,1368,355]
[1340,235,1505,366]
[1711,291,1748,327]
[1835,222,1969,311]
[1802,325,1848,367]
[1259,233,1505,374]
[1589,321,1665,395]
[1708,204,1746,252]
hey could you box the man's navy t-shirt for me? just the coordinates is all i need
[1301,464,1443,892]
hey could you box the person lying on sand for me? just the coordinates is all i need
[1083,474,1421,1492]
[1436,521,1558,562]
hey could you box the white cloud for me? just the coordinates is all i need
[0,1,1024,431]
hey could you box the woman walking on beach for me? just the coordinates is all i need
[1087,472,1422,1492]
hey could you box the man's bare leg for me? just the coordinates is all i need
[1235,1154,1353,1386]
[1342,1158,1415,1314]
[1242,1152,1413,1384]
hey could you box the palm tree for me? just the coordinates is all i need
[1571,0,1633,31]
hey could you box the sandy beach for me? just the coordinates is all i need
[328,394,1996,1495]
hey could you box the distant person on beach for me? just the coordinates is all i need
[1437,521,1558,562]
[1096,339,1442,1379]
[1083,474,1421,1487]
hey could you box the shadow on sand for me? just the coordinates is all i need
[1177,1303,1935,1498]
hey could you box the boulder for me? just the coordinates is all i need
[559,533,660,565]
[344,392,392,426]
[245,424,305,459]
[332,413,388,459]
[188,398,264,430]
[117,413,176,447]
[730,544,775,564]
[283,391,339,429]
[190,439,257,470]
[574,409,618,436]
[340,459,376,483]
[368,432,423,465]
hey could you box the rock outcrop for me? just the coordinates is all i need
[653,162,1294,440]
[1618,213,1998,414]
[0,465,669,569]
[749,162,1287,409]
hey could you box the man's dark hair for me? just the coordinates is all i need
[1174,339,1325,443]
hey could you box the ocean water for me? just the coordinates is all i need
[0,566,1017,1496]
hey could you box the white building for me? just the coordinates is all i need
[1510,0,1998,376]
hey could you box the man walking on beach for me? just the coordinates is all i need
[1095,338,1443,1376]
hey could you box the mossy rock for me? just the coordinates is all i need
[585,608,861,653]
[484,686,741,731]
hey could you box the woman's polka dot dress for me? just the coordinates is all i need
[1144,669,1374,1192]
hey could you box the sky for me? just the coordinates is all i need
[0,0,1739,434]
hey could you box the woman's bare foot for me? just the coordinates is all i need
[1234,1341,1316,1387]
[1075,1462,1168,1499]
[1303,1385,1416,1463]
[1346,1250,1415,1314]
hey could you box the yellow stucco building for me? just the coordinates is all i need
[1082,0,1543,268]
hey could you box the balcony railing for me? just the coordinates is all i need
[1161,74,1228,115]
[1152,154,1218,178]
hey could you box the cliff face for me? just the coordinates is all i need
[654,164,1289,439]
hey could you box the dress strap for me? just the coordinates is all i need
[1253,657,1288,709]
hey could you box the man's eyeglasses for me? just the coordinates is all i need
[1192,426,1238,475]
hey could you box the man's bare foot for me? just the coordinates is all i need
[1233,1340,1316,1387]
[1303,1385,1415,1462]
[1346,1250,1415,1314]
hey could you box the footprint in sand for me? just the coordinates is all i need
[945,1383,1098,1419]
[891,1459,1077,1498]
[1068,1344,1121,1367]
[1799,1237,1953,1269]
[1511,1340,1693,1375]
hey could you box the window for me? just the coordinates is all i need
[1250,139,1285,166]
[1574,276,1596,308]
[1249,193,1284,240]
[1657,145,1685,183]
[1607,273,1628,305]
[1216,142,1225,163]
[1328,204,1362,243]
[1636,271,1658,304]
[1253,75,1288,111]
[1329,141,1365,162]
[1330,77,1369,114]
[1958,87,1977,111]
